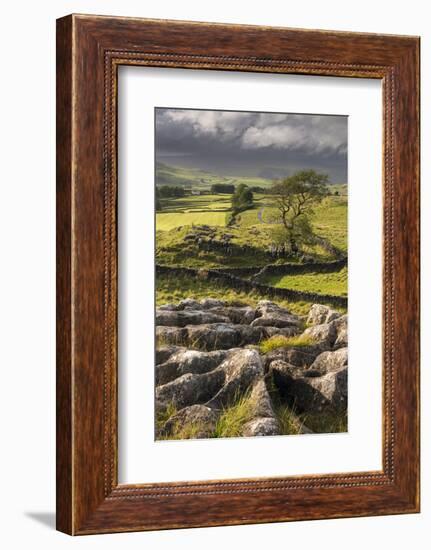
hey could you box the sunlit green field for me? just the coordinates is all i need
[157,193,233,230]
[312,196,347,252]
[156,211,228,231]
[260,267,348,297]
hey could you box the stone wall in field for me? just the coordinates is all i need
[252,258,347,282]
[156,264,348,309]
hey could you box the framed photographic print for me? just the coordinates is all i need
[56,14,420,534]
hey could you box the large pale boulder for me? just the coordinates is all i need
[156,309,230,327]
[200,298,225,309]
[307,304,340,326]
[251,300,302,329]
[186,323,241,350]
[206,349,265,409]
[332,315,348,349]
[156,349,264,411]
[310,348,348,375]
[208,305,256,325]
[156,370,225,410]
[156,348,233,385]
[155,345,184,365]
[302,321,337,350]
[306,368,347,411]
[270,359,347,413]
[242,417,280,437]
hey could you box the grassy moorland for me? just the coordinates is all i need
[156,162,273,190]
[156,189,347,271]
[155,162,347,310]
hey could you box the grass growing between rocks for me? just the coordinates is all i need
[274,403,304,435]
[212,391,255,438]
[259,334,316,354]
[155,402,177,435]
[156,272,318,316]
[299,410,348,433]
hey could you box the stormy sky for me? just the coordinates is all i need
[155,108,348,183]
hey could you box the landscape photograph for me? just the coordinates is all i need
[154,107,348,441]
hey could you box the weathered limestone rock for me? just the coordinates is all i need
[270,358,347,413]
[155,298,348,438]
[156,309,230,327]
[156,348,233,385]
[178,298,203,310]
[186,323,240,350]
[156,370,225,410]
[162,404,219,439]
[242,417,280,437]
[200,298,225,309]
[156,326,187,346]
[302,321,337,350]
[310,348,348,375]
[156,349,264,411]
[208,305,256,325]
[158,303,179,311]
[332,315,348,349]
[206,349,265,409]
[307,304,340,326]
[251,300,302,329]
[306,367,347,411]
[155,345,184,365]
[262,347,317,370]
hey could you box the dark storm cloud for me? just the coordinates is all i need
[155,108,348,183]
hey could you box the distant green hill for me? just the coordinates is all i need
[155,162,274,190]
[155,162,347,191]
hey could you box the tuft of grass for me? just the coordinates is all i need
[212,391,254,438]
[160,421,207,441]
[274,403,304,435]
[259,333,316,354]
[300,410,348,433]
[155,402,177,434]
[156,402,209,440]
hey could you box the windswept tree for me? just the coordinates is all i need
[270,170,329,253]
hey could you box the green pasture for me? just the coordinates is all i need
[156,211,228,231]
[155,179,348,300]
[260,266,348,297]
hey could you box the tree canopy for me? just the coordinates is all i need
[270,170,329,253]
[231,184,254,214]
[211,183,235,194]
